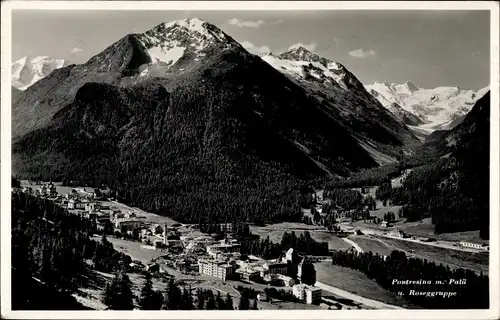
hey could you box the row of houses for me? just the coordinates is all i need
[22,183,57,197]
[459,241,490,251]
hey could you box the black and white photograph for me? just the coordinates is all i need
[1,1,499,319]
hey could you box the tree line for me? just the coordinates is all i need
[240,231,329,260]
[105,270,250,310]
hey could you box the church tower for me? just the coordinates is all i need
[163,222,168,246]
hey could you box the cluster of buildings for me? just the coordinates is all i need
[20,182,324,305]
[384,229,408,238]
[20,182,149,235]
[196,245,321,304]
[22,182,57,197]
[459,241,490,251]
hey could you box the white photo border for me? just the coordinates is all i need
[1,1,499,319]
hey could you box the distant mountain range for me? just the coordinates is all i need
[365,81,489,138]
[12,56,68,90]
[260,47,419,165]
[13,53,487,143]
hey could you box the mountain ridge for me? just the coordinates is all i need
[366,80,489,134]
[12,56,69,90]
[260,46,420,165]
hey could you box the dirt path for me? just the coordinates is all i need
[341,238,364,253]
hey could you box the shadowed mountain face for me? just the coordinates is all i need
[399,91,490,238]
[12,18,395,223]
[262,47,420,165]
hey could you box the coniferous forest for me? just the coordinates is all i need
[11,192,132,310]
[240,231,329,259]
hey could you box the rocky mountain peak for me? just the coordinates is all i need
[137,18,240,61]
[278,46,332,69]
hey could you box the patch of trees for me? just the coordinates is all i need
[300,262,317,286]
[331,250,488,309]
[323,188,363,210]
[235,286,260,309]
[323,164,403,189]
[92,234,133,273]
[375,182,392,202]
[196,288,234,310]
[103,271,135,310]
[383,212,396,222]
[12,193,89,294]
[12,177,21,188]
[116,273,235,311]
[236,285,259,299]
[11,267,90,310]
[264,287,299,302]
[240,231,329,259]
[138,272,164,310]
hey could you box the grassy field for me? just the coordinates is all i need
[314,262,417,308]
[369,204,402,220]
[348,235,394,257]
[434,230,489,244]
[393,218,435,236]
[373,236,489,274]
[395,219,488,244]
[250,223,353,251]
[99,200,181,226]
[91,236,167,265]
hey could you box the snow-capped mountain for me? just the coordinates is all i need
[262,47,365,91]
[12,56,67,90]
[85,18,244,80]
[13,17,384,178]
[365,81,489,135]
[261,46,419,165]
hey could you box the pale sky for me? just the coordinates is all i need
[12,10,490,90]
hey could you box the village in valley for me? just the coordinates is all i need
[14,172,489,310]
[16,181,329,310]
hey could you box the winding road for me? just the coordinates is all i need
[341,238,364,253]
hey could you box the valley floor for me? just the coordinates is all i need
[19,180,489,311]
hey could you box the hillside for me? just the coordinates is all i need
[394,91,490,238]
[12,18,391,224]
[261,48,420,165]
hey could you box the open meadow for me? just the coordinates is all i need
[371,236,489,274]
[314,262,417,308]
[347,235,395,257]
